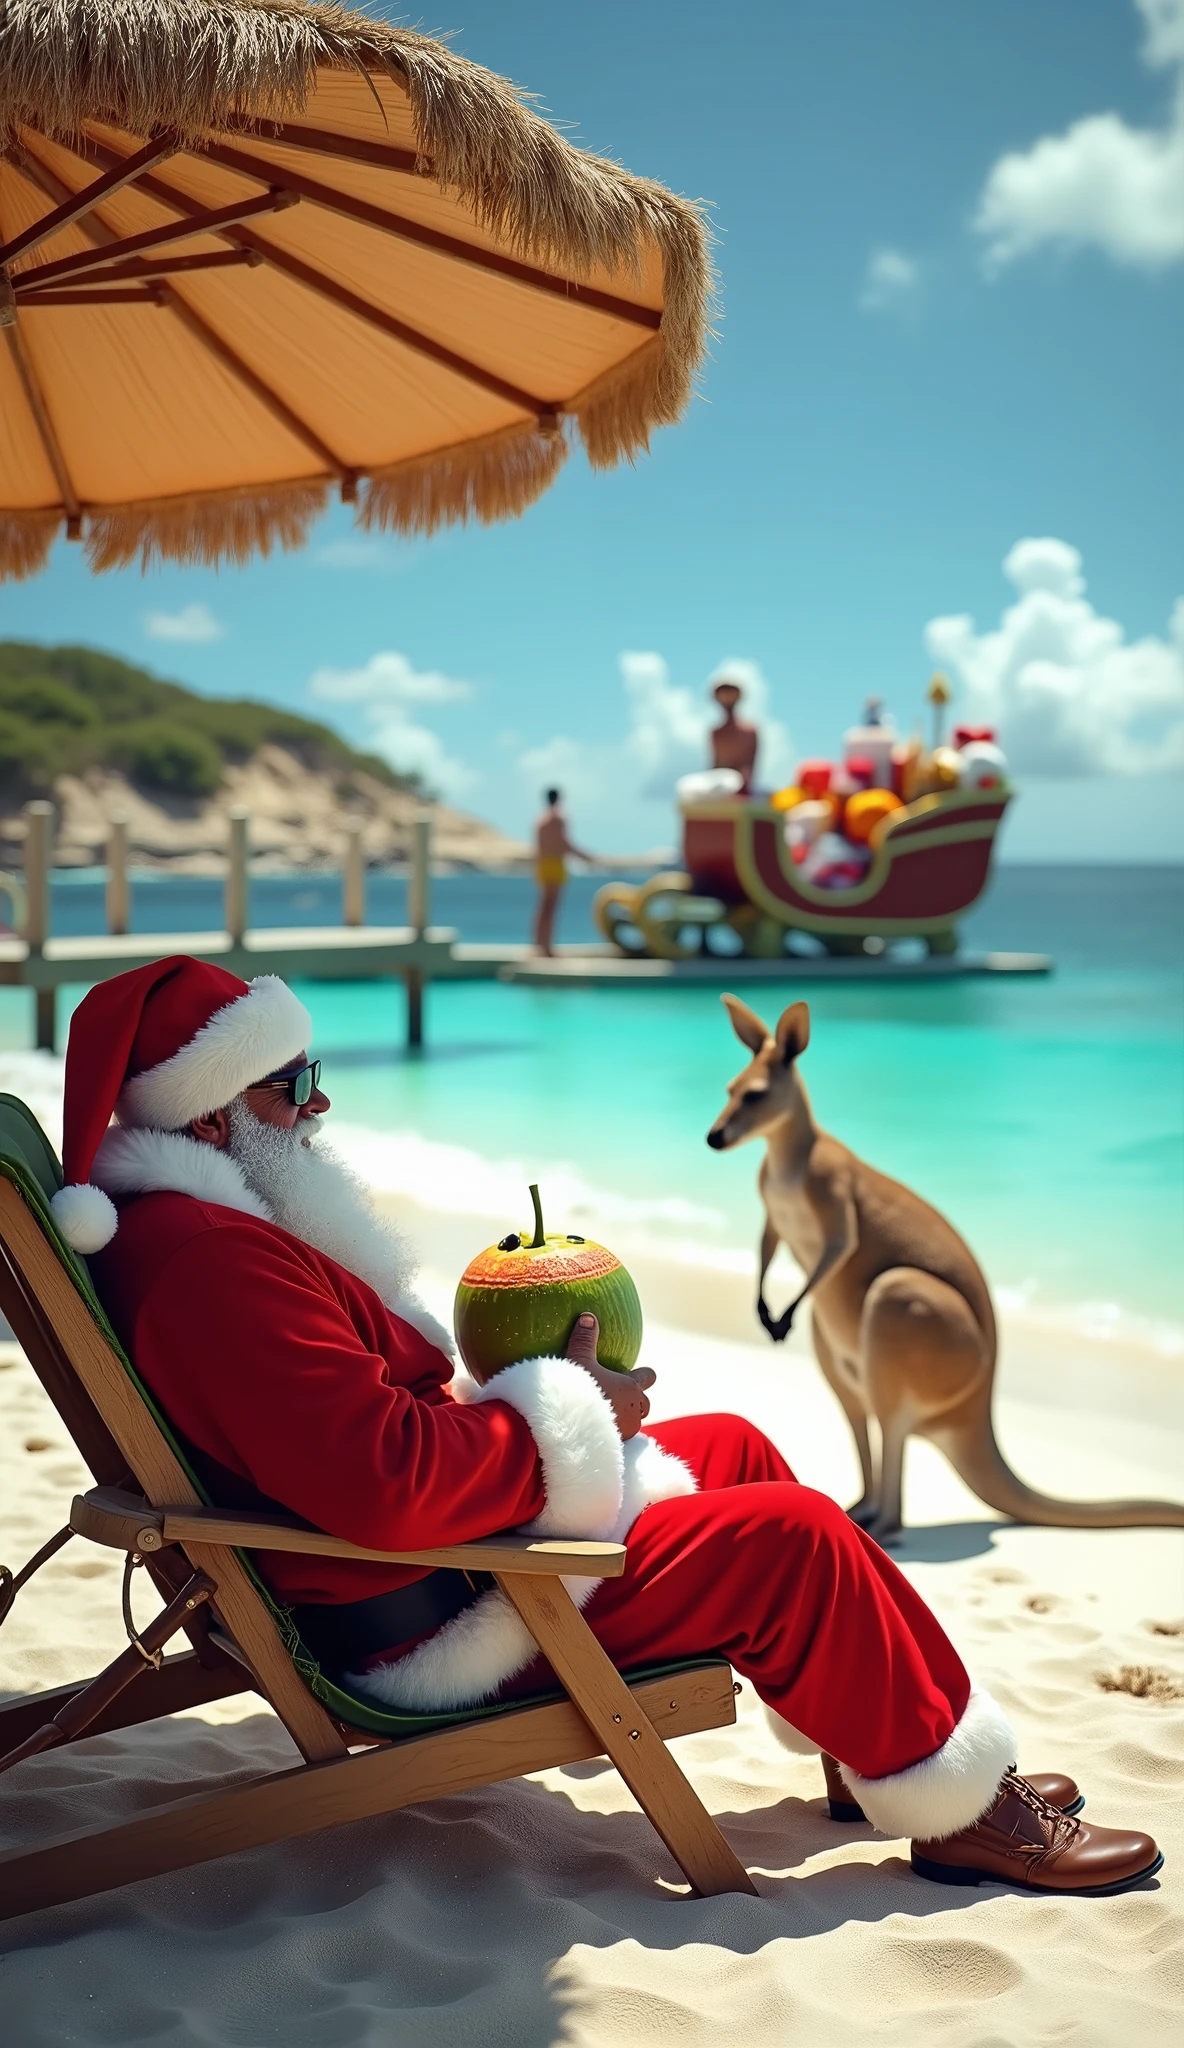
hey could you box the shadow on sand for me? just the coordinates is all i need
[3,1711,1159,2047]
[878,1519,1009,1564]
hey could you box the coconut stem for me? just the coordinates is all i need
[528,1183,545,1248]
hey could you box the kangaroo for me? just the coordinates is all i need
[706,993,1184,1539]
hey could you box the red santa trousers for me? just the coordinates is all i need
[502,1413,1013,1834]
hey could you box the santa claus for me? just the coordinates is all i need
[52,956,1160,1896]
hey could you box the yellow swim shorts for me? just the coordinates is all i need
[536,857,568,887]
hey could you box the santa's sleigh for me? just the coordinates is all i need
[594,786,1011,960]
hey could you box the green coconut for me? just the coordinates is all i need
[453,1185,643,1383]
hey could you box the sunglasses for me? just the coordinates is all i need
[256,1058,321,1107]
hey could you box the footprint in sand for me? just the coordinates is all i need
[875,1936,1023,2007]
[1097,1665,1184,1703]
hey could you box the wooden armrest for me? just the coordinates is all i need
[71,1488,626,1578]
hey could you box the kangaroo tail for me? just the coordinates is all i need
[931,1411,1184,1529]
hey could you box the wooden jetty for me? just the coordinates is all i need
[6,801,455,1051]
[1,802,1051,1054]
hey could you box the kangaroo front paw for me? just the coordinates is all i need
[757,1297,796,1343]
[757,1298,792,1342]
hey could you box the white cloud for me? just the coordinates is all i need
[924,538,1184,775]
[142,602,224,643]
[1141,0,1184,66]
[860,247,920,310]
[310,652,470,707]
[313,537,426,572]
[975,0,1184,270]
[517,654,796,848]
[314,539,395,570]
[309,650,476,799]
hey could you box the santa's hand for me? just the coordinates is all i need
[565,1313,654,1441]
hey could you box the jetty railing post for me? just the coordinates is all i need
[226,809,250,945]
[22,800,54,1049]
[343,821,366,927]
[405,810,432,1051]
[106,813,130,935]
[405,968,424,1049]
[409,811,431,936]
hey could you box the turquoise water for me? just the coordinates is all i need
[6,867,1182,1336]
[308,965,1183,1332]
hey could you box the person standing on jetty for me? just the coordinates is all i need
[532,787,595,957]
[710,676,760,793]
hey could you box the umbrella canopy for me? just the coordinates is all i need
[0,0,712,579]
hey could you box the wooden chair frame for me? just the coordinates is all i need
[0,1177,755,1920]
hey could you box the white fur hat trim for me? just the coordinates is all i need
[117,975,312,1131]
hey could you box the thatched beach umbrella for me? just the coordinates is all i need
[0,0,712,579]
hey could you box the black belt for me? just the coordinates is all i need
[292,1568,494,1678]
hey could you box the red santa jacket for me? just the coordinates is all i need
[88,1131,634,1609]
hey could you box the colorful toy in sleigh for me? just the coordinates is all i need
[594,689,1012,961]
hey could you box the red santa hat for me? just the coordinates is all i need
[51,956,312,1256]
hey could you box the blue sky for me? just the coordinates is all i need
[2,0,1182,857]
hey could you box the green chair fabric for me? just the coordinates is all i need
[0,1094,725,1740]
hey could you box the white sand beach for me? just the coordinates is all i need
[1,1207,1182,2047]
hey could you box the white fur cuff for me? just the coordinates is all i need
[843,1686,1017,1841]
[614,1432,696,1542]
[458,1356,625,1540]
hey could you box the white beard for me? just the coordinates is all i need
[224,1102,453,1354]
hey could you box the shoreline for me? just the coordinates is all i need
[371,1180,1184,1381]
[0,1035,1178,1368]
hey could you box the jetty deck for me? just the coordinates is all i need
[1,927,1052,1052]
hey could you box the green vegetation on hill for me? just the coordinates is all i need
[0,642,419,801]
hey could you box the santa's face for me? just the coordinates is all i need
[241,1052,331,1133]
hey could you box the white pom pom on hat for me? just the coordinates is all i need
[50,957,312,1255]
[49,1181,119,1255]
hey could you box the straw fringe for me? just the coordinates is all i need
[572,336,670,470]
[359,419,566,538]
[83,476,328,571]
[0,1,715,460]
[0,508,58,580]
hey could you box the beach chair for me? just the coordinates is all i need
[0,1095,755,1920]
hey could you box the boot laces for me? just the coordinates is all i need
[1000,1770,1078,1853]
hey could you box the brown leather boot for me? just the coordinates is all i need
[821,1752,1083,1823]
[912,1772,1162,1896]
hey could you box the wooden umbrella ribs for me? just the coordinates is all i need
[27,134,569,424]
[3,124,663,328]
[9,188,300,295]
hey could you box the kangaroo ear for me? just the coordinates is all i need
[721,993,770,1054]
[775,1001,810,1064]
